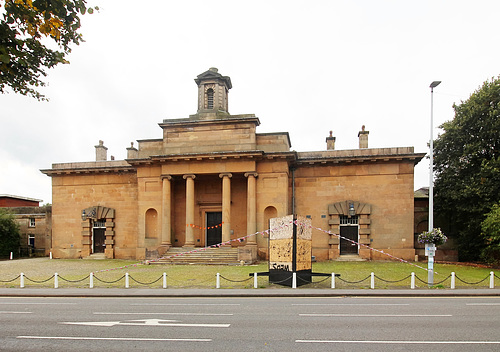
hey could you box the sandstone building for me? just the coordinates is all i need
[41,68,425,262]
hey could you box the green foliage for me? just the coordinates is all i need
[0,0,98,100]
[434,76,500,261]
[0,209,20,258]
[481,203,500,265]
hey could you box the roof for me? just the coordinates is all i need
[0,194,43,203]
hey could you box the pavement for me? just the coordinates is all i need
[0,287,499,298]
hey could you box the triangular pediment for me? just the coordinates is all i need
[194,68,232,88]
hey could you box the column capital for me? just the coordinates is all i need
[219,173,232,179]
[161,174,172,181]
[244,172,258,178]
[183,174,196,180]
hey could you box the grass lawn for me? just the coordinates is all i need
[0,258,497,289]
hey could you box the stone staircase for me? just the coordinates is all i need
[335,254,367,262]
[154,247,240,265]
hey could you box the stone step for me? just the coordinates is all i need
[335,254,367,262]
[154,247,240,265]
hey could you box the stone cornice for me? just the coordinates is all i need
[295,148,426,166]
[40,160,135,176]
[159,115,260,128]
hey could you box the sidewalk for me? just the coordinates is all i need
[1,287,499,298]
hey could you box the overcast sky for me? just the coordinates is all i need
[1,0,499,205]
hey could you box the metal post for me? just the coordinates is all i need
[89,272,94,289]
[490,272,495,289]
[20,273,24,288]
[370,272,375,289]
[411,272,415,289]
[125,273,129,289]
[254,272,258,289]
[451,272,455,289]
[216,273,220,289]
[163,273,167,289]
[292,272,297,289]
[54,273,58,289]
[331,272,336,289]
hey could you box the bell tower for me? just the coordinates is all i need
[191,67,232,120]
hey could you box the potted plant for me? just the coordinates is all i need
[418,228,447,246]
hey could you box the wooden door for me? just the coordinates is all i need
[340,226,358,255]
[206,212,222,247]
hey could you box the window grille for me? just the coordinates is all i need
[93,221,106,228]
[207,88,214,109]
[340,215,358,225]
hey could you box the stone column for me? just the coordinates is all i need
[219,173,232,244]
[183,174,196,247]
[161,175,172,247]
[245,172,258,244]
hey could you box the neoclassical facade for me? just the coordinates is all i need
[42,68,425,262]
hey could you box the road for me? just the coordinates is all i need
[0,296,499,351]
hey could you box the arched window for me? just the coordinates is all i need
[145,208,158,239]
[206,88,214,109]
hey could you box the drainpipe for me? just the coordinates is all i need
[291,167,296,215]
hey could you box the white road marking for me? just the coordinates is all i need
[94,312,233,316]
[300,314,452,317]
[61,318,230,328]
[0,311,32,314]
[131,303,240,306]
[296,340,500,344]
[0,302,76,305]
[17,336,211,342]
[466,303,500,306]
[292,303,410,306]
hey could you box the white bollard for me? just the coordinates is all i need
[490,272,495,289]
[451,272,455,289]
[331,272,336,289]
[89,272,94,289]
[10,252,13,260]
[54,273,58,289]
[163,273,167,289]
[50,252,53,260]
[370,272,375,289]
[20,273,25,288]
[216,273,220,289]
[254,272,258,289]
[292,272,297,289]
[411,272,415,289]
[125,273,129,288]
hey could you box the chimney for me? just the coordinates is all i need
[358,125,369,149]
[95,140,108,161]
[326,131,336,150]
[127,142,139,159]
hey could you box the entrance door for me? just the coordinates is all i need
[206,212,222,247]
[340,226,359,255]
[93,228,106,253]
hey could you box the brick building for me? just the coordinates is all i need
[0,195,52,257]
[41,68,425,262]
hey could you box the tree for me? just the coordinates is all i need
[481,203,500,265]
[434,76,500,261]
[0,208,20,258]
[0,0,98,100]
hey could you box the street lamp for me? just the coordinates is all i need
[429,80,441,232]
[428,80,441,286]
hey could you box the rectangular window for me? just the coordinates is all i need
[29,218,36,227]
[28,235,35,248]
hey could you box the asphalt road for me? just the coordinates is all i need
[1,296,499,351]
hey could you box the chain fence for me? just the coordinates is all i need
[0,271,498,289]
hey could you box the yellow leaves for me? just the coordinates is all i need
[39,16,64,40]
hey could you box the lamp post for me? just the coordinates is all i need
[428,80,441,286]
